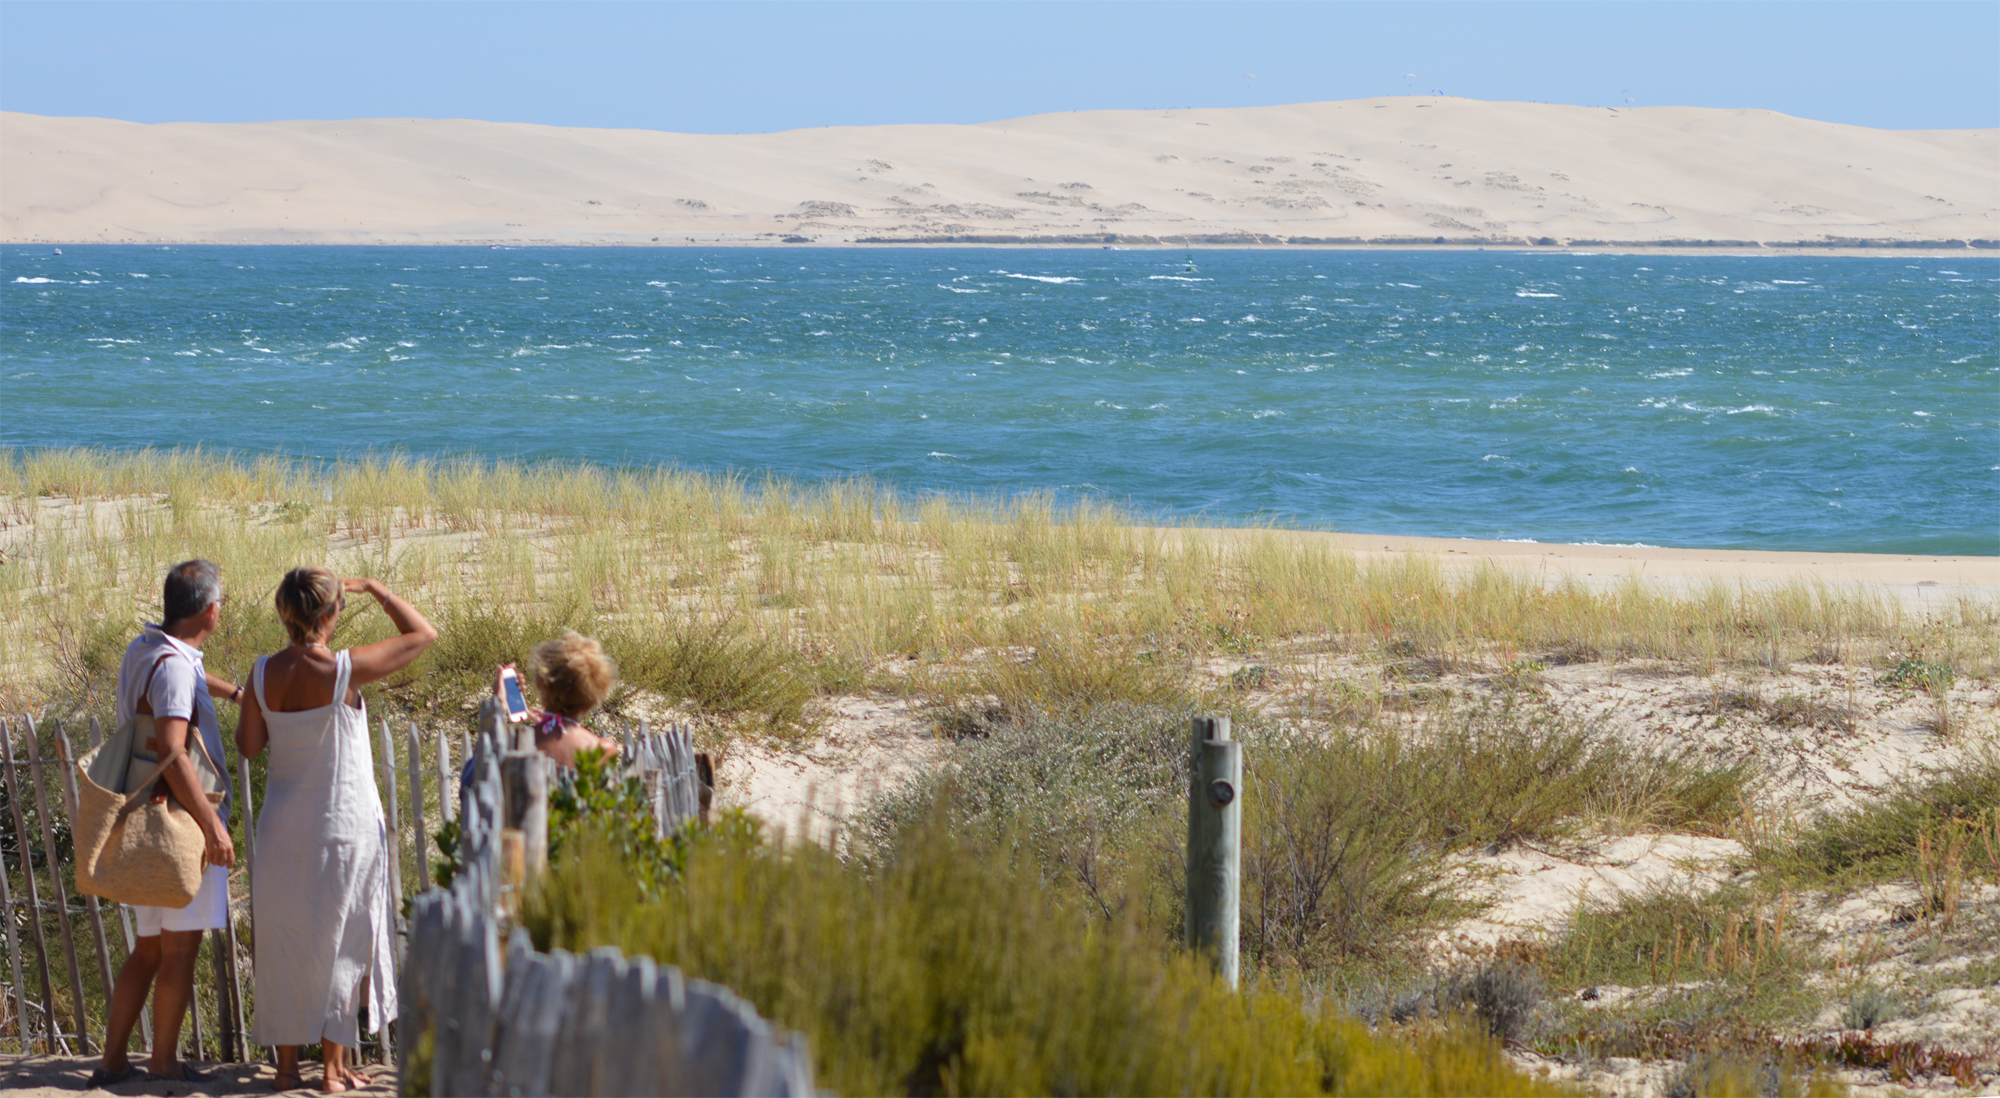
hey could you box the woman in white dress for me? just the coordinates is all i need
[236,568,436,1093]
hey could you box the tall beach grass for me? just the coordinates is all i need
[5,447,1986,728]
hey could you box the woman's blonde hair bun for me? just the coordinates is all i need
[275,566,341,645]
[530,630,618,719]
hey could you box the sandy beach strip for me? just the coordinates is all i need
[1175,527,2000,601]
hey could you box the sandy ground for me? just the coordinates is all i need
[705,546,1999,1096]
[715,530,1997,833]
[0,1057,395,1098]
[1180,527,2000,607]
[4,98,1994,247]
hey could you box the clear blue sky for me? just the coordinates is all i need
[2,1,1994,132]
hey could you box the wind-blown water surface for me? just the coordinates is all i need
[4,246,1994,553]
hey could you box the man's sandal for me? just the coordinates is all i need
[85,1065,145,1087]
[145,1064,216,1084]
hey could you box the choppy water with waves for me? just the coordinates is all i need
[4,245,1995,554]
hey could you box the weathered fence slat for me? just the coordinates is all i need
[442,891,504,1098]
[208,928,235,1062]
[115,905,151,1052]
[645,966,687,1097]
[237,755,256,876]
[8,719,69,1054]
[546,946,620,1095]
[437,725,455,825]
[0,759,32,1053]
[377,718,405,945]
[3,719,61,1052]
[407,725,430,892]
[52,726,118,1055]
[186,945,206,1061]
[23,716,92,1053]
[601,954,658,1097]
[489,928,573,1097]
[223,904,249,1063]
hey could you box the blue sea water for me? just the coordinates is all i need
[4,245,1996,554]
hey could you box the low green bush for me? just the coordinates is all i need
[525,801,1566,1097]
[1541,883,1815,993]
[1762,744,2000,886]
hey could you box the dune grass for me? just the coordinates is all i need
[5,447,1985,733]
[1753,744,2000,889]
[526,806,1567,1098]
[6,448,1995,1085]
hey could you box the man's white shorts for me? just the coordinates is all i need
[131,864,229,936]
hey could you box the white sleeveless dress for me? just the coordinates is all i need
[249,650,397,1047]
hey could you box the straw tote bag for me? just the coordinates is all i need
[73,654,227,908]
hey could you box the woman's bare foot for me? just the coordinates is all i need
[272,1071,304,1091]
[322,1064,367,1093]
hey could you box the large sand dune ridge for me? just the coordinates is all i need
[3,98,1995,247]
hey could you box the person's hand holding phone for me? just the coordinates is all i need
[497,664,530,722]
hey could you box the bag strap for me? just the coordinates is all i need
[132,650,176,717]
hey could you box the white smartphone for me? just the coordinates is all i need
[496,665,529,722]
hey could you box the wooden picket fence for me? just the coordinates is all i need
[0,703,807,1096]
[0,713,253,1062]
[399,701,812,1096]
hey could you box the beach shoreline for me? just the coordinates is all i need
[1175,526,2000,593]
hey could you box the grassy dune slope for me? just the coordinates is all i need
[5,447,1997,1094]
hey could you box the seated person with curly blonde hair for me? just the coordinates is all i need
[526,631,623,767]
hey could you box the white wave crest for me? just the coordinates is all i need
[1515,291,1561,298]
[1001,272,1082,284]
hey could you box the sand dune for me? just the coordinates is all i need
[3,99,1995,248]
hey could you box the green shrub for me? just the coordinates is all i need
[1763,744,2000,885]
[526,800,1565,1097]
[865,701,1190,918]
[1542,883,1815,996]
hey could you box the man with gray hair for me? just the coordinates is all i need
[92,560,241,1086]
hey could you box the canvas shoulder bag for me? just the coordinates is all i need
[73,652,225,908]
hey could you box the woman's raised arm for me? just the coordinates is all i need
[344,578,438,687]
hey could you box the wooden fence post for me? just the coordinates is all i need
[51,728,118,1055]
[499,754,549,880]
[1185,715,1241,990]
[437,726,454,825]
[112,909,150,1054]
[377,718,404,940]
[407,725,430,893]
[232,742,255,1063]
[2,719,60,1052]
[0,762,31,1053]
[23,716,91,1052]
[208,929,235,1062]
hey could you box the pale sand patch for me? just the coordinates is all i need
[715,694,939,843]
[4,99,1992,247]
[1434,834,1748,956]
